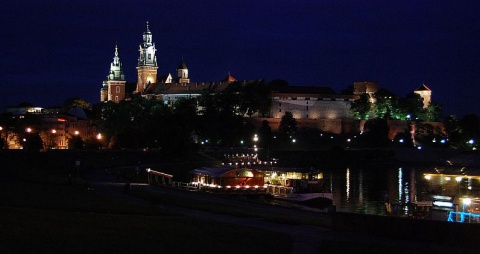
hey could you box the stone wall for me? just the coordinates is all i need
[246,117,444,139]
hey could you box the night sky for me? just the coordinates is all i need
[1,1,479,117]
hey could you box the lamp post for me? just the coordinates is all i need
[50,129,57,149]
[0,126,4,149]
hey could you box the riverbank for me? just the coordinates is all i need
[1,149,478,253]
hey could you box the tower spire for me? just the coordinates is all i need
[101,44,126,103]
[136,21,159,94]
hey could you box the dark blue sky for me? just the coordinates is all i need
[1,1,479,117]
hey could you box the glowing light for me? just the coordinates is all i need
[424,175,431,180]
[236,185,240,189]
[253,134,258,142]
[96,133,102,140]
[399,139,404,143]
[468,139,475,144]
[445,177,451,181]
[417,146,422,150]
[433,201,454,208]
[456,176,462,182]
[441,139,446,144]
[463,198,472,206]
[51,129,56,134]
[26,128,32,133]
[292,139,296,143]
[226,185,231,189]
[254,185,259,188]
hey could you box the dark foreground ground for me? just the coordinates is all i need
[0,150,478,253]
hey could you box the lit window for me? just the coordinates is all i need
[116,86,120,93]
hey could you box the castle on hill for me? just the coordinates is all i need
[100,21,238,107]
[99,21,432,124]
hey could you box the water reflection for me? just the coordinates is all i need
[326,166,430,215]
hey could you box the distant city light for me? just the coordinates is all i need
[468,139,474,144]
[440,139,446,144]
[456,176,462,182]
[399,139,404,143]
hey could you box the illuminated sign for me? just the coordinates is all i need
[433,201,454,208]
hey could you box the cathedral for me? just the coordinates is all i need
[100,21,236,106]
[99,21,433,133]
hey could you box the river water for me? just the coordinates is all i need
[323,165,433,215]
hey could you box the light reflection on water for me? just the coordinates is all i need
[325,166,431,215]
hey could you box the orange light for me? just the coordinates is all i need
[57,118,66,122]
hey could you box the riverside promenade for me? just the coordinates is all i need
[87,169,475,254]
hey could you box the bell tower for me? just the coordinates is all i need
[136,21,158,94]
[176,58,190,83]
[101,44,126,102]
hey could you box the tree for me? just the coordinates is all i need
[68,136,84,149]
[442,115,480,150]
[258,120,272,149]
[21,132,44,151]
[350,94,373,120]
[63,98,91,111]
[403,93,424,120]
[358,118,390,147]
[423,102,442,122]
[278,112,297,139]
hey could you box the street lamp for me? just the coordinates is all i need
[0,126,4,149]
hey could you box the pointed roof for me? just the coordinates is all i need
[177,58,187,69]
[145,21,151,34]
[222,72,236,82]
[415,83,431,91]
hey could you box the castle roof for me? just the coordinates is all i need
[144,81,231,95]
[273,85,337,95]
[177,59,187,69]
[415,83,431,91]
[222,73,236,83]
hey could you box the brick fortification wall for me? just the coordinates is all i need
[246,118,444,138]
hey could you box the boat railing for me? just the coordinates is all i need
[266,185,294,197]
[172,181,199,191]
[448,211,480,223]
